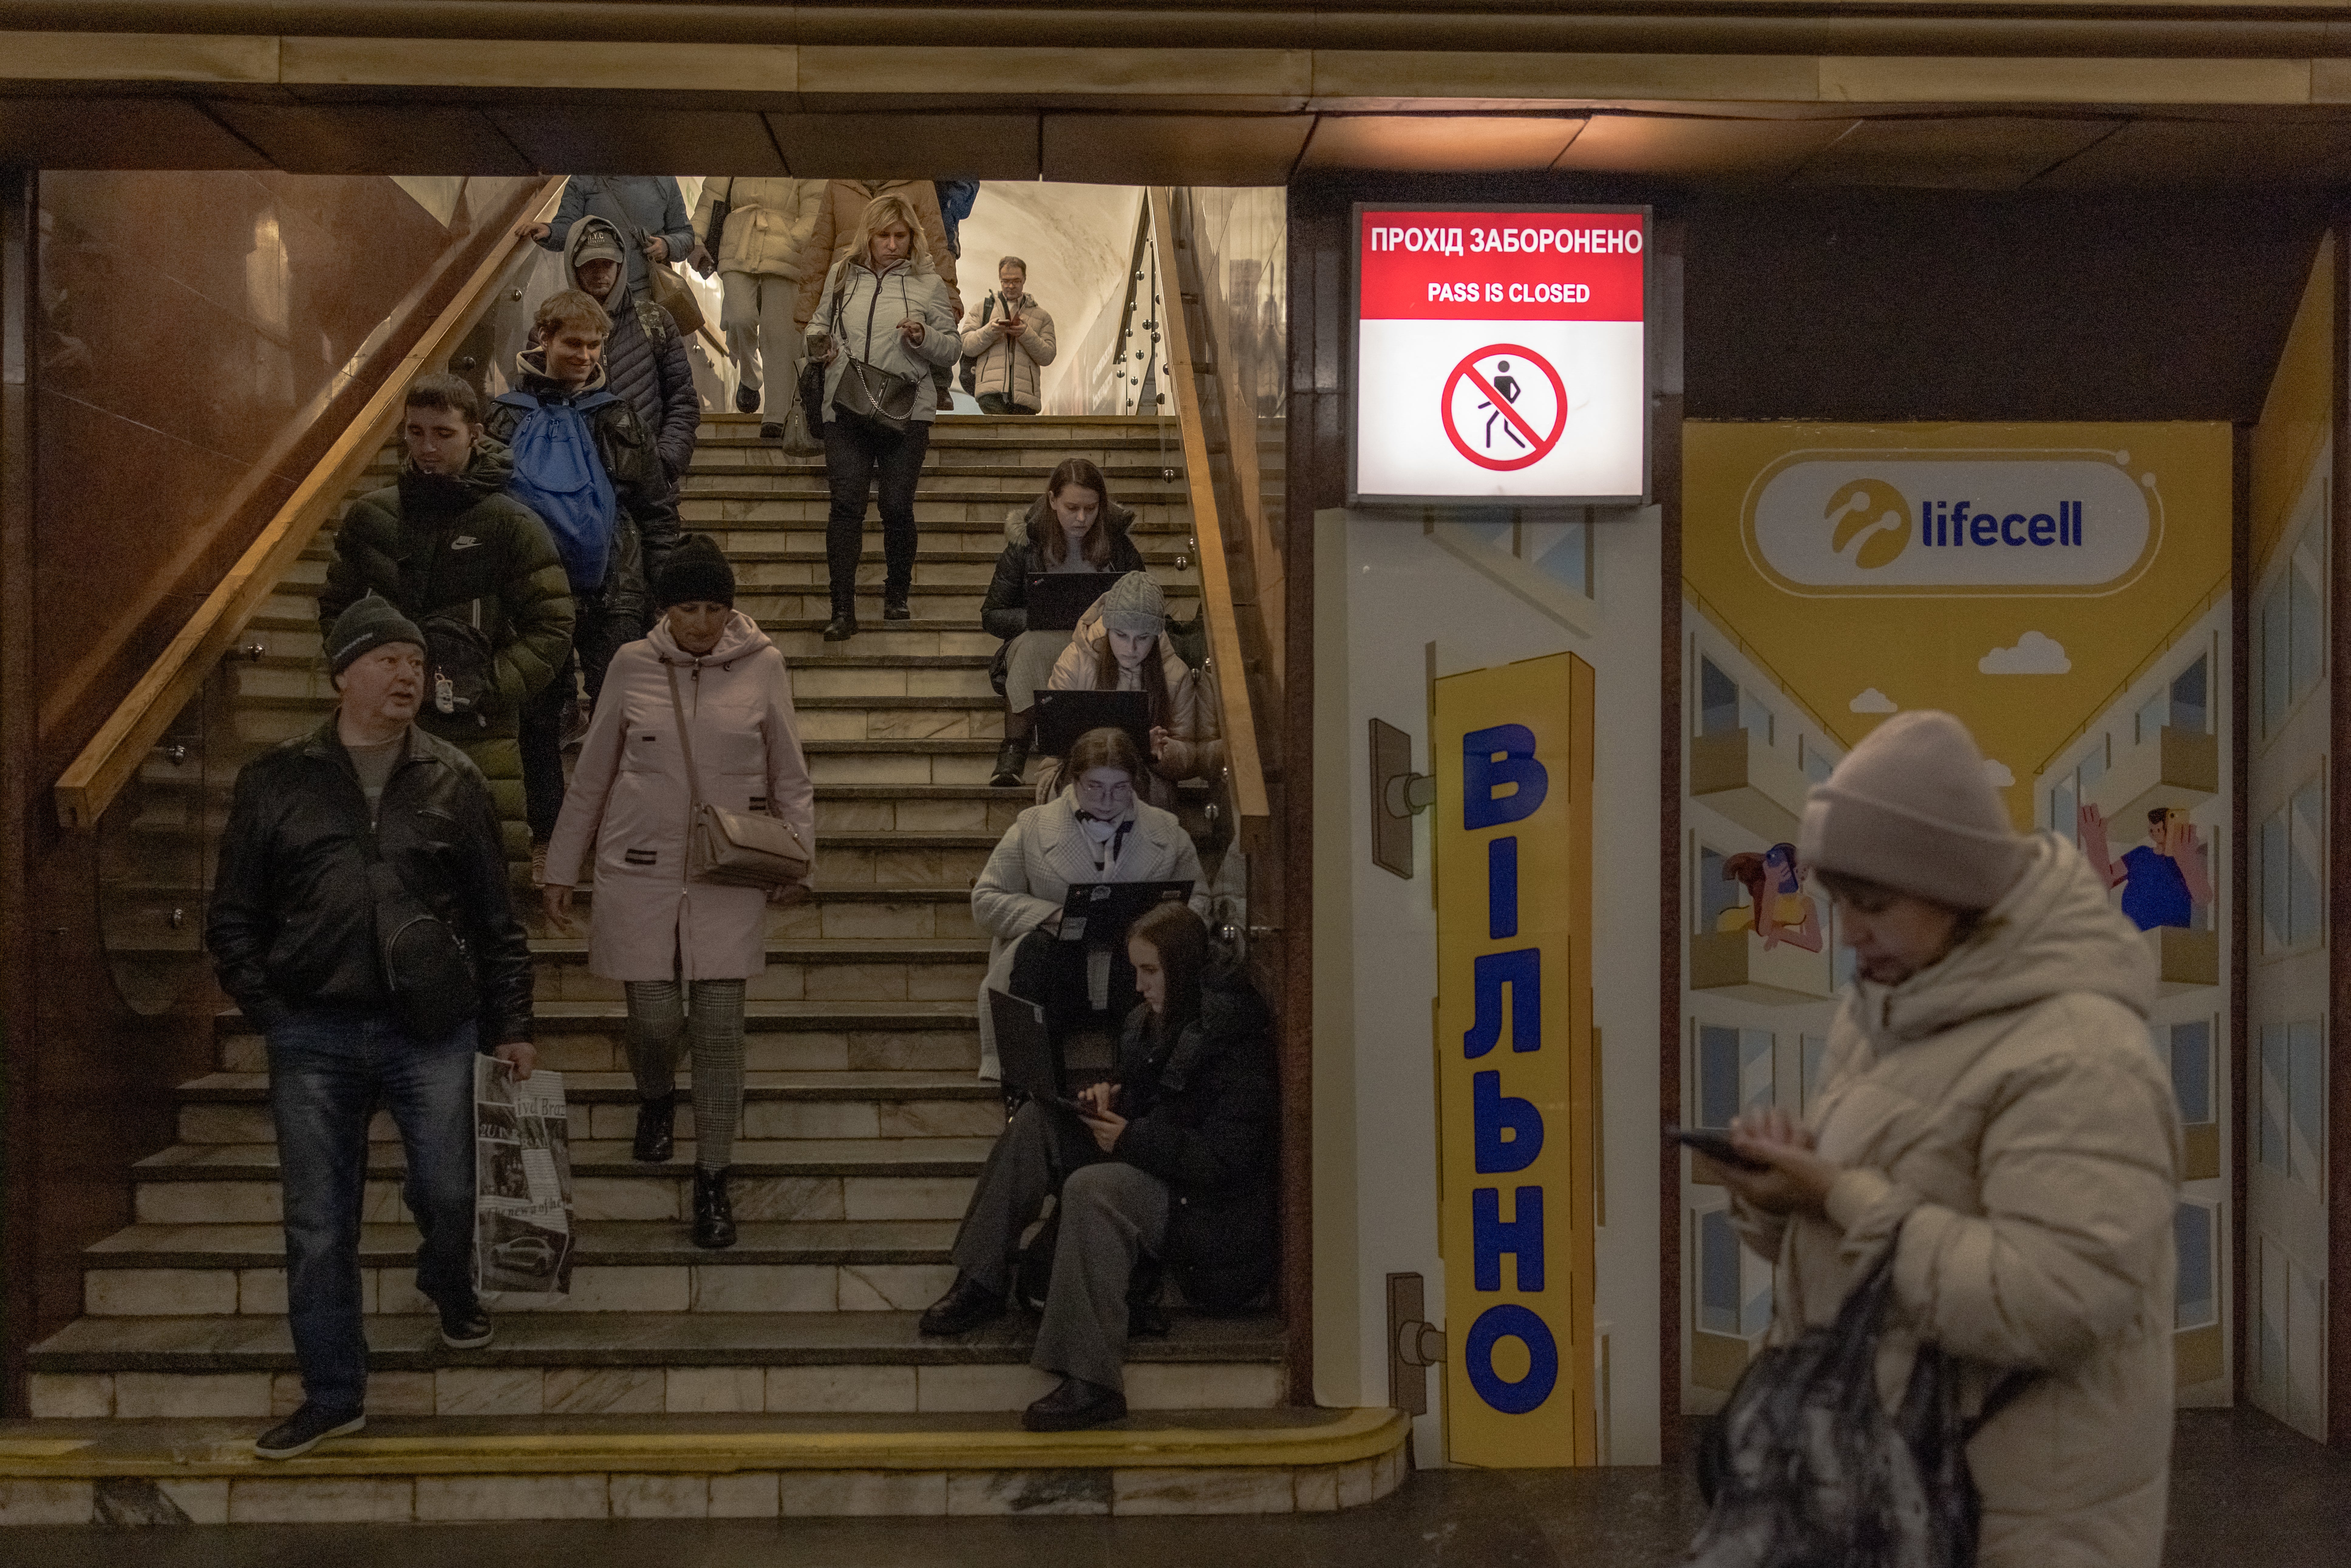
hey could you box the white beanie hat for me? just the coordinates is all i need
[1796,710,2026,911]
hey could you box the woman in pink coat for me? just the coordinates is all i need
[542,536,815,1248]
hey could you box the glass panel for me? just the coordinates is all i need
[2051,779,2076,842]
[1521,519,1590,597]
[1740,1029,1774,1120]
[2261,809,2289,953]
[2169,1020,2213,1125]
[2289,1019,2324,1189]
[1699,659,1739,737]
[2261,1023,2289,1173]
[1699,846,1746,932]
[2289,537,2324,707]
[1802,739,1834,787]
[2289,781,2325,947]
[1697,1025,1740,1129]
[2136,692,2166,747]
[2170,655,2209,733]
[1800,1035,1829,1113]
[2175,1204,2216,1331]
[2259,1240,2289,1394]
[2261,579,2292,736]
[2077,740,2106,793]
[1738,692,1774,746]
[1698,1209,1738,1335]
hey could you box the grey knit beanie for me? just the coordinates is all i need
[1098,571,1165,637]
[1796,710,2026,911]
[325,592,426,676]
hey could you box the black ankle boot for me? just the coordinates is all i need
[883,592,912,621]
[633,1095,675,1163]
[692,1167,737,1250]
[919,1272,1006,1335]
[822,610,857,641]
[989,737,1029,789]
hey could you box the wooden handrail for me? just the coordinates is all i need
[53,175,566,832]
[1147,187,1271,836]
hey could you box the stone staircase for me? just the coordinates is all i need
[3,414,1407,1525]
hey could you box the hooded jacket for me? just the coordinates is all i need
[207,717,536,1045]
[1732,834,2180,1568]
[317,438,575,745]
[691,177,826,279]
[1111,963,1279,1311]
[484,349,680,620]
[792,179,963,325]
[564,218,701,482]
[958,289,1058,411]
[807,254,961,426]
[1047,594,1224,791]
[541,175,693,300]
[980,495,1147,641]
[543,611,815,982]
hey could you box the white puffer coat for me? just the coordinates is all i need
[1734,833,2180,1568]
[808,255,961,427]
[692,177,826,279]
[543,613,815,982]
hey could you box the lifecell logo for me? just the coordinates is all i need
[1744,452,2160,597]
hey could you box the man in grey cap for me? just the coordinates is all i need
[208,594,537,1462]
[1706,710,2180,1568]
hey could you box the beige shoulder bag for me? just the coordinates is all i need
[665,661,811,888]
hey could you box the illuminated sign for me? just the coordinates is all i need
[1352,205,1649,507]
[1433,651,1597,1466]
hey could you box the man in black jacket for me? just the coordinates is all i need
[208,595,537,1462]
[919,908,1277,1431]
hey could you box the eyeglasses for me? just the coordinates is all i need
[1075,776,1135,804]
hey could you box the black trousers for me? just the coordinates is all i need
[520,583,631,842]
[1009,928,1138,1046]
[822,410,932,616]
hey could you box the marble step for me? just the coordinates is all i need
[25,1311,1286,1421]
[175,1069,1002,1146]
[0,1408,1407,1523]
[89,1218,958,1270]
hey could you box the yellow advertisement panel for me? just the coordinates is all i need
[1433,651,1596,1466]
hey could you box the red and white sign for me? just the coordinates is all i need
[1352,206,1648,505]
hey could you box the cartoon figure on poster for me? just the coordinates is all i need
[2079,803,2212,930]
[1715,842,1824,952]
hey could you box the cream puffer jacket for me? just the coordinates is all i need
[1044,595,1224,806]
[692,177,826,279]
[1733,833,2180,1568]
[959,291,1059,411]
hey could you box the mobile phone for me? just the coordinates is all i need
[1668,1126,1771,1172]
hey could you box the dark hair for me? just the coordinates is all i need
[1091,631,1174,730]
[1066,725,1144,783]
[404,371,481,425]
[1037,458,1115,569]
[1129,901,1210,1040]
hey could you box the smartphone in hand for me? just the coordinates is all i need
[1668,1126,1771,1172]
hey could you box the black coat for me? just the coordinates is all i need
[602,295,702,483]
[1112,964,1279,1311]
[207,718,536,1045]
[980,495,1147,641]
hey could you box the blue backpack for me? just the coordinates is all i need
[496,388,619,592]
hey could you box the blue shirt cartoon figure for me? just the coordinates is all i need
[2080,803,2212,931]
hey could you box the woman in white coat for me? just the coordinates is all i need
[542,536,815,1248]
[971,727,1208,1082]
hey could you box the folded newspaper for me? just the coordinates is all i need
[474,1057,576,1298]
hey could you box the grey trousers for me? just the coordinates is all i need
[949,1103,1170,1392]
[624,978,747,1172]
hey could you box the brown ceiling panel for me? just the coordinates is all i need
[486,109,785,174]
[1043,113,1313,185]
[1790,117,2120,191]
[0,98,271,169]
[769,113,1039,179]
[2033,118,2351,189]
[1554,114,1854,183]
[1297,114,1584,172]
[206,102,532,175]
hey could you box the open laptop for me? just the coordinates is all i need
[1026,572,1123,632]
[1035,689,1152,758]
[1056,879,1194,946]
[986,989,1089,1113]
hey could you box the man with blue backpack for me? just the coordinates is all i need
[484,288,679,885]
[317,374,575,861]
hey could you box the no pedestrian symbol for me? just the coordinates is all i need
[1442,345,1567,471]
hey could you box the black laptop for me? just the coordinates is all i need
[1056,879,1194,946]
[1035,689,1152,758]
[987,989,1087,1113]
[1026,572,1123,632]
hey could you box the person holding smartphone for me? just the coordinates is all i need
[959,256,1058,416]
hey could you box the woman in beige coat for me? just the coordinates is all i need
[690,177,825,430]
[1040,572,1223,809]
[1715,711,2179,1568]
[542,537,816,1250]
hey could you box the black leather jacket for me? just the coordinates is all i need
[207,719,535,1044]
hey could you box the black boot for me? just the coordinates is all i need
[918,1272,1007,1335]
[633,1095,675,1163]
[989,736,1029,789]
[822,605,858,641]
[1022,1376,1127,1432]
[692,1167,737,1250]
[883,586,912,621]
[735,384,761,414]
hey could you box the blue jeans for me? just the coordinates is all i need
[267,1008,480,1413]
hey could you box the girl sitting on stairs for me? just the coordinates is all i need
[540,536,816,1249]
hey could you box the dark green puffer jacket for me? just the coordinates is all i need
[317,438,575,852]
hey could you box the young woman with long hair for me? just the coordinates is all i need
[1038,571,1224,808]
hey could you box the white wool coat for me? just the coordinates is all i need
[1734,834,2180,1568]
[968,791,1207,1080]
[543,613,815,982]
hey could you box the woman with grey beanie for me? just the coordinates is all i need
[1708,709,2179,1568]
[1039,571,1223,808]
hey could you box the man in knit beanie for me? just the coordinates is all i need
[324,592,426,678]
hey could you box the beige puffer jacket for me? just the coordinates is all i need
[692,177,825,279]
[1043,596,1224,807]
[1734,833,2179,1568]
[959,291,1058,411]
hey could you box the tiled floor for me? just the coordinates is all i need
[10,1409,2349,1563]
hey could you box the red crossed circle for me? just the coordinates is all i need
[1441,345,1567,471]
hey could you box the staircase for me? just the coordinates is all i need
[4,414,1406,1526]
